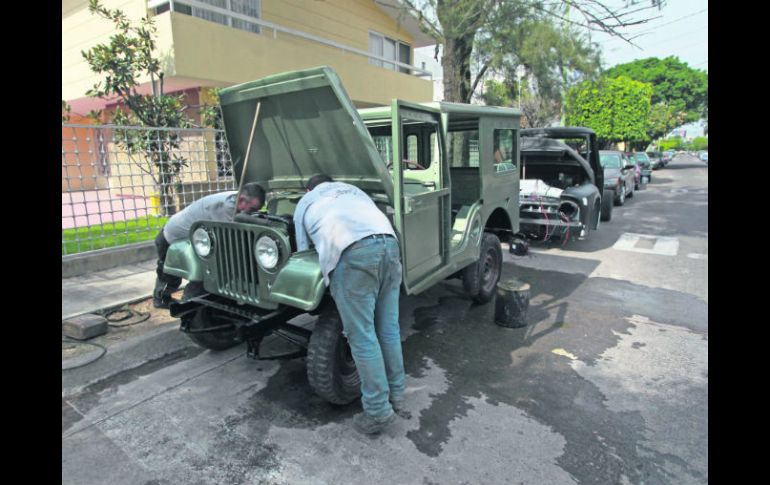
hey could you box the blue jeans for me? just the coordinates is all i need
[330,235,405,418]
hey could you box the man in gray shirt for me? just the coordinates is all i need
[295,174,405,434]
[153,183,265,308]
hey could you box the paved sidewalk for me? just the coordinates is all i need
[62,259,157,320]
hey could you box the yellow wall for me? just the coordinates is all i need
[62,0,155,102]
[262,0,416,51]
[63,1,431,105]
[167,12,432,105]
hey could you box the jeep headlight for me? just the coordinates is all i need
[192,227,212,257]
[255,236,279,269]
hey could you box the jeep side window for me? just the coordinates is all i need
[447,130,480,168]
[493,129,516,173]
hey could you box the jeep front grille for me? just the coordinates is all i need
[213,226,260,301]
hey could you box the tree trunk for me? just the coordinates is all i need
[441,36,475,103]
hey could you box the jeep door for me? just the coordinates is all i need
[390,101,451,292]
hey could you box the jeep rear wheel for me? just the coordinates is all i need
[306,308,361,405]
[182,282,240,351]
[462,233,502,303]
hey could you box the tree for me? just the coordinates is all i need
[690,136,708,151]
[604,56,708,124]
[474,11,601,121]
[646,102,686,143]
[658,136,684,152]
[81,0,193,216]
[394,0,664,102]
[565,75,652,148]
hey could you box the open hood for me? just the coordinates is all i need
[219,66,394,200]
[520,137,596,185]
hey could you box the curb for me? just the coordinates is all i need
[62,242,156,278]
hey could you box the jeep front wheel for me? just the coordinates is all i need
[462,233,502,303]
[306,308,361,404]
[182,283,240,351]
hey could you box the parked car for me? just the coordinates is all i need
[699,151,708,163]
[634,152,657,175]
[646,151,663,169]
[661,151,674,165]
[162,66,522,405]
[518,127,605,241]
[600,150,635,206]
[633,153,653,184]
[622,152,642,190]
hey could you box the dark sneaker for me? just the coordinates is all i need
[353,411,396,435]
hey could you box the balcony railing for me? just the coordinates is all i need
[147,0,432,78]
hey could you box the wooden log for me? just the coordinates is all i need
[494,279,531,328]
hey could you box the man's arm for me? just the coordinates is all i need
[294,198,311,251]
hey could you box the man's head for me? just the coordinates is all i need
[306,174,333,192]
[236,182,266,213]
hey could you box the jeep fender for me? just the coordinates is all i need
[268,250,326,312]
[164,240,204,281]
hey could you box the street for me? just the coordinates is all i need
[62,154,708,485]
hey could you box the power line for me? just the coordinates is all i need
[641,27,708,49]
[596,7,708,46]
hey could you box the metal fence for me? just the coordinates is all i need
[62,124,237,256]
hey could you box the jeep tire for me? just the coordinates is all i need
[307,308,361,405]
[182,282,240,351]
[462,232,502,303]
[601,191,614,222]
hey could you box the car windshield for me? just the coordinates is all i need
[635,153,650,162]
[600,153,622,168]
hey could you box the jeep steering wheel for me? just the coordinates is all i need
[386,159,426,170]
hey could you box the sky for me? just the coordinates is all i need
[589,0,708,71]
[414,0,707,134]
[416,1,707,75]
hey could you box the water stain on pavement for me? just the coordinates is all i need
[396,264,707,483]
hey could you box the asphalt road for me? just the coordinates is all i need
[62,154,708,485]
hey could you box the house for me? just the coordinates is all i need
[62,0,435,117]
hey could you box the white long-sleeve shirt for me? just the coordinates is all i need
[294,182,397,286]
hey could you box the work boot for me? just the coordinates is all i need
[153,288,177,309]
[353,411,396,435]
[390,399,411,419]
[153,294,175,309]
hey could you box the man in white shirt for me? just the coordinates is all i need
[295,174,405,434]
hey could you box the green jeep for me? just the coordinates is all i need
[164,67,521,404]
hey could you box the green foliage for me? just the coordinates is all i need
[647,102,687,142]
[604,57,708,124]
[690,136,708,151]
[81,0,193,216]
[658,136,684,151]
[473,4,601,113]
[480,79,513,107]
[565,76,652,145]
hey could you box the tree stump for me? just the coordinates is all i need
[494,279,530,328]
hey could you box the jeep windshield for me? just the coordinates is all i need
[600,153,622,169]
